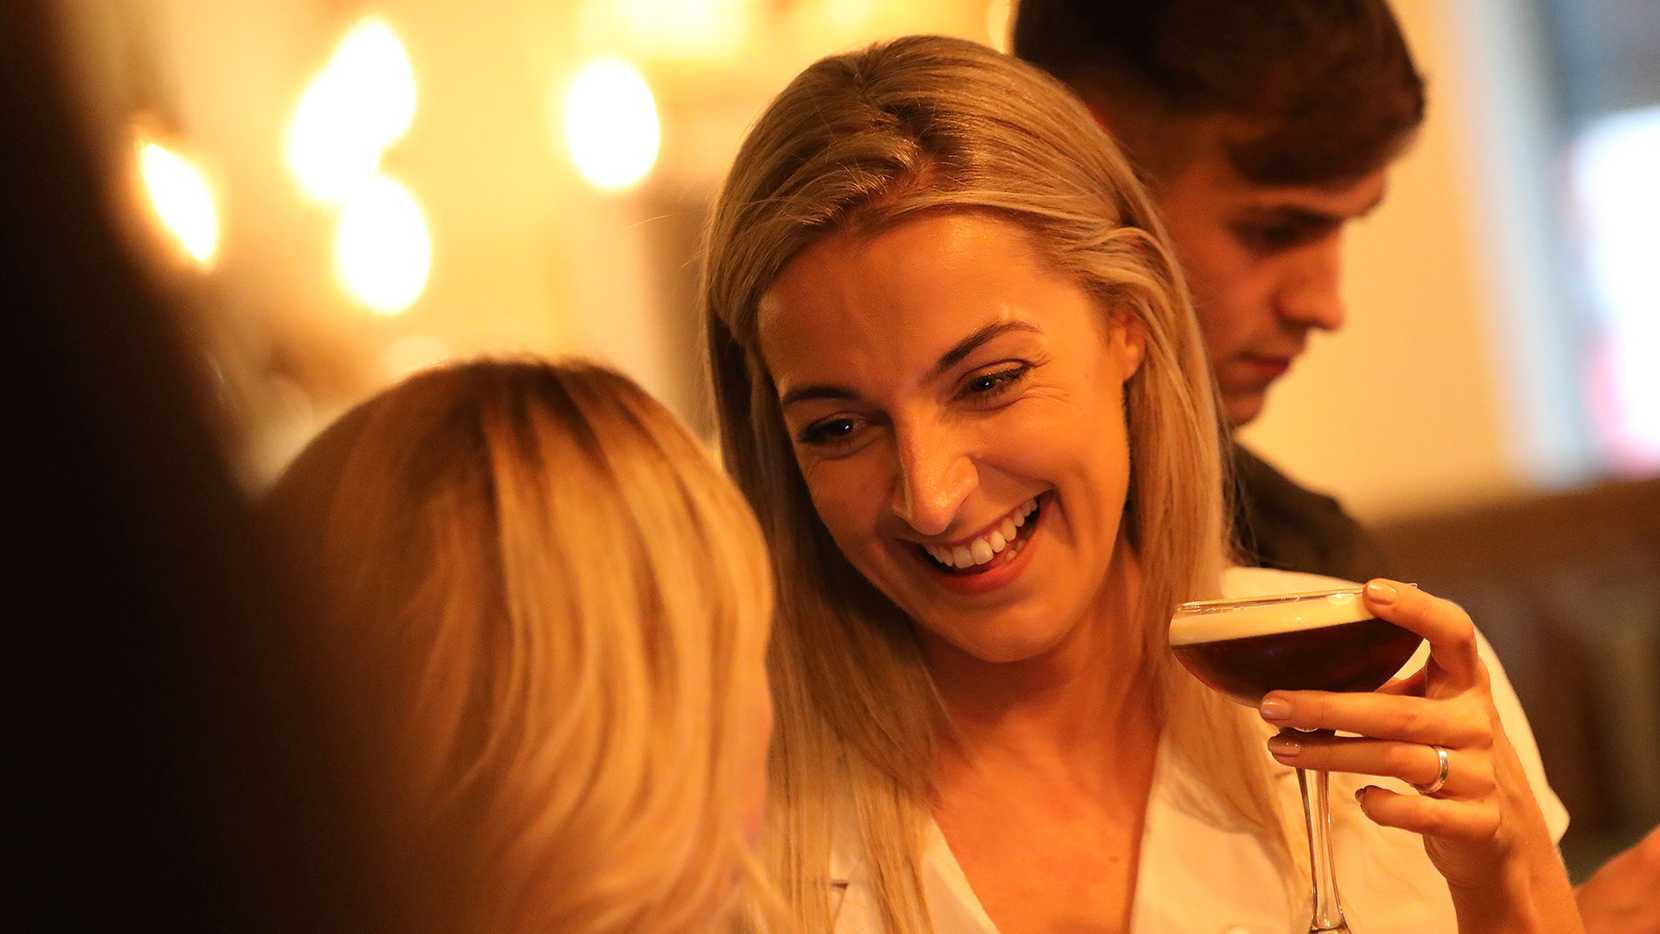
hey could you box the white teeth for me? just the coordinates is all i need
[922,496,1044,571]
[1013,498,1039,527]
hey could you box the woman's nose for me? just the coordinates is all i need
[888,428,977,537]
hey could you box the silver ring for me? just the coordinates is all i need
[1413,745,1451,795]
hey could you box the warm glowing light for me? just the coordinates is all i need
[137,139,219,267]
[286,78,384,203]
[286,17,417,203]
[335,174,431,315]
[600,0,753,59]
[985,0,1013,52]
[332,18,417,145]
[562,57,660,192]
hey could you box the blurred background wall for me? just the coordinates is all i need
[54,0,1657,876]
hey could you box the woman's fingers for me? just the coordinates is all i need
[1267,731,1495,798]
[1259,689,1490,747]
[1376,667,1427,697]
[1363,579,1484,692]
[1354,785,1502,843]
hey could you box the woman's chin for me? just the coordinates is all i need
[917,612,1076,666]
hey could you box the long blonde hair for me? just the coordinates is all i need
[267,360,775,933]
[700,36,1297,931]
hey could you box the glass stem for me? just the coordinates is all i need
[1296,762,1350,933]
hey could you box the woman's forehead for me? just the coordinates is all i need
[762,218,1024,336]
[753,215,1114,404]
[757,214,1047,334]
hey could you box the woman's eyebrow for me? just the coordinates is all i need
[779,382,859,409]
[778,320,1041,410]
[928,320,1041,380]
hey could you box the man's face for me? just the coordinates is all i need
[1154,121,1389,426]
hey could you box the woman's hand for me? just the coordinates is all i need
[1256,579,1582,933]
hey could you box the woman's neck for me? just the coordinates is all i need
[921,545,1163,790]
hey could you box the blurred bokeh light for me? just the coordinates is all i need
[334,173,431,315]
[562,57,660,192]
[136,136,219,268]
[286,17,416,204]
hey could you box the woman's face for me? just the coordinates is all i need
[757,213,1144,664]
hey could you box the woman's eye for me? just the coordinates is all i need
[798,416,860,447]
[959,365,1029,402]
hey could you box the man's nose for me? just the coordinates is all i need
[1276,235,1345,332]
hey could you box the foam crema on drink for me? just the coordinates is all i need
[1169,588,1424,708]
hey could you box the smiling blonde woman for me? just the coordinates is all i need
[266,360,777,933]
[701,35,1577,934]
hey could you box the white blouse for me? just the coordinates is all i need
[829,567,1570,933]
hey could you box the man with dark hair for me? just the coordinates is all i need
[1014,0,1420,582]
[1013,3,1660,929]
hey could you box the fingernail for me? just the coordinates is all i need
[1365,580,1400,604]
[1354,787,1368,807]
[1259,696,1291,722]
[1267,735,1301,758]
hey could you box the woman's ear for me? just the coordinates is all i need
[1108,313,1146,383]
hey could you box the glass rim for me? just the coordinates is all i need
[1174,586,1366,617]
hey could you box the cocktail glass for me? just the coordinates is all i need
[1170,587,1423,933]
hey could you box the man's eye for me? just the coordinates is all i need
[1233,219,1337,254]
[1237,224,1303,251]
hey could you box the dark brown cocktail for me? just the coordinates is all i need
[1171,589,1423,707]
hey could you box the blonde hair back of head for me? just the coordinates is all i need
[267,360,775,933]
[700,35,1301,932]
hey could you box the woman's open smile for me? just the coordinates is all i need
[906,491,1052,595]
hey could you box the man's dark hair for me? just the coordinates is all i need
[1012,0,1426,187]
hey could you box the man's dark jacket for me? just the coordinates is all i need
[1230,443,1391,582]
